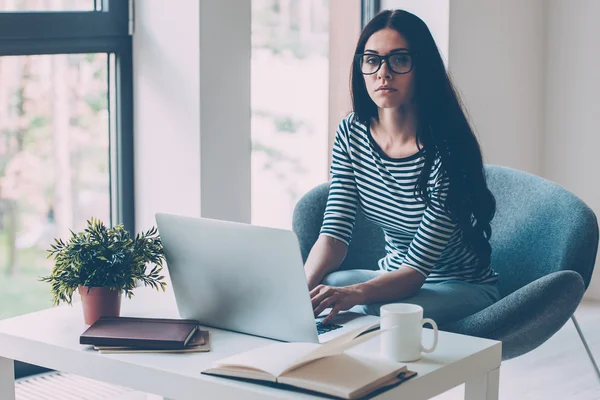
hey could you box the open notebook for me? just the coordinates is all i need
[203,322,416,399]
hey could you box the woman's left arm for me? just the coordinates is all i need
[357,265,426,303]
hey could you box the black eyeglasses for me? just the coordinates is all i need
[355,52,417,75]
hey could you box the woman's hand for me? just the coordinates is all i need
[310,284,364,325]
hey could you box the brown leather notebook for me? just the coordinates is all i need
[80,316,199,349]
[94,330,210,354]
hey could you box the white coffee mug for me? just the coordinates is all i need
[380,303,439,362]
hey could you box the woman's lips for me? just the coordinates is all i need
[376,88,397,94]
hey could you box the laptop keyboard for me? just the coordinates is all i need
[316,321,343,335]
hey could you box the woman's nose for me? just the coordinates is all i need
[377,61,392,80]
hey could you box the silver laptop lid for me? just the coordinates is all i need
[155,213,319,343]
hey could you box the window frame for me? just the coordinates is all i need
[362,0,381,27]
[0,0,129,40]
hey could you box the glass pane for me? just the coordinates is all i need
[0,53,109,319]
[0,0,94,12]
[251,0,329,229]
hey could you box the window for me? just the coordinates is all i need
[0,53,111,319]
[251,0,331,229]
[0,1,132,323]
[251,0,366,230]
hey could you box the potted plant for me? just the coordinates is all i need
[41,218,167,324]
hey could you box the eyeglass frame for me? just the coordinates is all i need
[354,52,418,75]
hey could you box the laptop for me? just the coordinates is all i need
[155,213,379,343]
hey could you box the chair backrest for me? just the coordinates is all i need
[485,165,598,296]
[292,165,599,298]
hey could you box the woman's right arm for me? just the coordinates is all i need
[305,115,358,290]
[304,235,348,291]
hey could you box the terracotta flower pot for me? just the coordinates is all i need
[78,286,122,325]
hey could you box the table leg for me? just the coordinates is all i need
[0,356,16,400]
[464,367,499,400]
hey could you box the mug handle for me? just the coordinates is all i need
[421,318,438,353]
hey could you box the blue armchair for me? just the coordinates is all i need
[292,165,599,363]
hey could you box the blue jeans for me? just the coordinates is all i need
[322,269,501,326]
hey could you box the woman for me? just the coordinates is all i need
[306,9,500,326]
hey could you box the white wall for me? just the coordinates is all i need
[198,1,251,223]
[133,0,201,230]
[544,0,600,299]
[448,0,546,175]
[449,0,600,299]
[133,0,251,231]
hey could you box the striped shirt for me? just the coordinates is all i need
[320,114,497,284]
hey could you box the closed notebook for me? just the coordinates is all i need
[203,322,416,400]
[80,316,199,349]
[94,330,210,354]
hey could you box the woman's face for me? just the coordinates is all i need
[361,28,416,110]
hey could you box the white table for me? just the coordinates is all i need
[0,288,501,400]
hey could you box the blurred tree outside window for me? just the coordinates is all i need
[0,54,110,319]
[251,0,330,229]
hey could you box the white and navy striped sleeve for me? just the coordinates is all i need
[402,169,456,277]
[319,118,359,245]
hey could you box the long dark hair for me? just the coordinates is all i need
[351,9,496,269]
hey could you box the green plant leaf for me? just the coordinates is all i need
[39,218,168,305]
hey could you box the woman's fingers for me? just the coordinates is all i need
[313,294,337,318]
[310,285,333,307]
[321,305,342,325]
[310,284,326,298]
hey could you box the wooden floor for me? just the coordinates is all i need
[433,299,600,400]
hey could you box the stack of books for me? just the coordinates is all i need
[80,316,210,354]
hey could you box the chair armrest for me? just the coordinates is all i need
[441,270,585,360]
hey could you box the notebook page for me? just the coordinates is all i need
[212,342,320,377]
[279,353,406,399]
